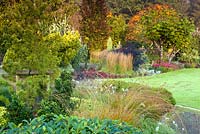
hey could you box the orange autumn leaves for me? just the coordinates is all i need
[126,4,178,41]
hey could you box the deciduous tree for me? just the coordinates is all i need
[127,4,195,62]
[80,0,109,52]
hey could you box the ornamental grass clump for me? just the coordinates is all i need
[90,50,133,74]
[106,52,133,74]
[73,83,174,126]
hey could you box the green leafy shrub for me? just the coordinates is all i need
[51,69,75,115]
[0,106,8,127]
[71,44,89,71]
[17,75,50,111]
[37,100,64,117]
[1,114,142,134]
[0,78,13,106]
[6,95,33,125]
[179,49,200,67]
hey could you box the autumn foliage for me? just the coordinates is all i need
[126,4,177,41]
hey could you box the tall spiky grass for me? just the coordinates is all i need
[105,52,133,74]
[90,50,133,74]
[73,88,173,126]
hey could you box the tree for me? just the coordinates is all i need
[106,0,189,20]
[127,4,195,62]
[107,14,127,47]
[80,0,109,52]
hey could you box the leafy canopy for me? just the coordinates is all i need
[127,4,195,62]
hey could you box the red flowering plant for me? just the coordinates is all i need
[152,61,179,73]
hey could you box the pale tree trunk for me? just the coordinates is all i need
[160,46,163,62]
[168,49,180,63]
[153,41,163,63]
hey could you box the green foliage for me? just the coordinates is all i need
[139,118,176,134]
[0,79,13,106]
[1,114,141,134]
[6,95,33,125]
[71,44,89,71]
[54,70,73,95]
[127,5,195,62]
[0,106,8,127]
[17,75,50,110]
[52,69,74,114]
[1,0,80,76]
[37,100,64,116]
[44,30,81,67]
[3,39,60,75]
[80,0,109,52]
[179,49,200,64]
[107,15,127,47]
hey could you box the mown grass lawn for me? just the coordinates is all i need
[120,69,200,109]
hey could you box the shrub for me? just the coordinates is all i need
[6,95,33,125]
[37,100,64,117]
[51,69,75,115]
[17,75,50,111]
[0,106,8,127]
[71,44,89,71]
[179,49,200,65]
[0,78,13,106]
[1,114,142,134]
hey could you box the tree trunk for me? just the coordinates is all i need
[160,46,163,63]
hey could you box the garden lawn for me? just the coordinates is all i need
[120,69,200,109]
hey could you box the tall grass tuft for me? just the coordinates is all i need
[73,89,173,126]
[90,50,133,74]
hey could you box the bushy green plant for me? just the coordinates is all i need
[1,114,142,134]
[17,75,50,111]
[6,95,33,125]
[71,44,89,71]
[179,49,200,65]
[0,78,13,106]
[37,100,64,116]
[52,69,75,115]
[0,106,8,127]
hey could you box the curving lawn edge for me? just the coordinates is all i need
[120,69,200,109]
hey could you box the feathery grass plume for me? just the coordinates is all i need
[73,87,173,126]
[106,52,133,74]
